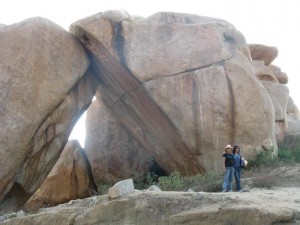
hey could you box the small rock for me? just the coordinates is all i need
[108,179,134,199]
[148,185,162,192]
[243,187,250,192]
[0,215,6,222]
[16,210,25,217]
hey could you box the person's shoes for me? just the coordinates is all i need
[222,189,227,192]
[228,190,233,192]
[238,189,243,193]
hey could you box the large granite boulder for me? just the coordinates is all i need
[0,17,97,210]
[24,140,96,211]
[84,95,158,185]
[71,11,276,173]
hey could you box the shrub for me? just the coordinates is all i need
[97,183,113,195]
[292,145,300,163]
[185,171,222,192]
[157,170,222,192]
[278,147,295,164]
[158,171,185,191]
[248,150,281,168]
[134,172,159,190]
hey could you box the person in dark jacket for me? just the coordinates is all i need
[222,144,234,192]
[233,145,243,192]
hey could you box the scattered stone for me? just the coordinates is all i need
[148,185,162,192]
[243,185,251,192]
[0,215,6,222]
[108,179,135,199]
[16,210,25,217]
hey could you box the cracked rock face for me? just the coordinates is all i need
[71,11,276,173]
[0,17,96,210]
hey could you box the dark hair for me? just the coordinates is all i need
[233,145,240,154]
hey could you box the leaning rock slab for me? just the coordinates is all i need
[84,95,157,186]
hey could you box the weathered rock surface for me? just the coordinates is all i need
[0,17,97,210]
[108,178,134,199]
[286,97,300,145]
[250,47,300,145]
[84,96,157,185]
[252,60,278,82]
[287,97,300,120]
[261,81,289,143]
[0,188,299,225]
[269,64,288,84]
[249,44,278,66]
[24,140,96,211]
[71,11,276,173]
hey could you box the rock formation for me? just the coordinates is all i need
[285,97,300,146]
[70,10,276,174]
[1,10,300,213]
[249,44,278,66]
[250,44,300,146]
[0,17,98,211]
[24,140,96,211]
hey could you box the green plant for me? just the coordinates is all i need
[278,147,295,164]
[292,145,300,163]
[157,170,222,192]
[134,172,159,190]
[158,171,185,191]
[201,171,223,192]
[97,183,113,195]
[185,171,222,192]
[248,150,281,168]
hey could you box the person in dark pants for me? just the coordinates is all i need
[222,145,235,192]
[233,145,243,192]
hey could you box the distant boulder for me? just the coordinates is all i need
[249,44,278,65]
[25,140,96,211]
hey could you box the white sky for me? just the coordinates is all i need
[1,0,299,147]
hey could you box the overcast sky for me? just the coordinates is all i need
[1,0,299,146]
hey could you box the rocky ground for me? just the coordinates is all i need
[0,165,299,225]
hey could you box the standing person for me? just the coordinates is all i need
[222,145,234,192]
[233,145,243,192]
